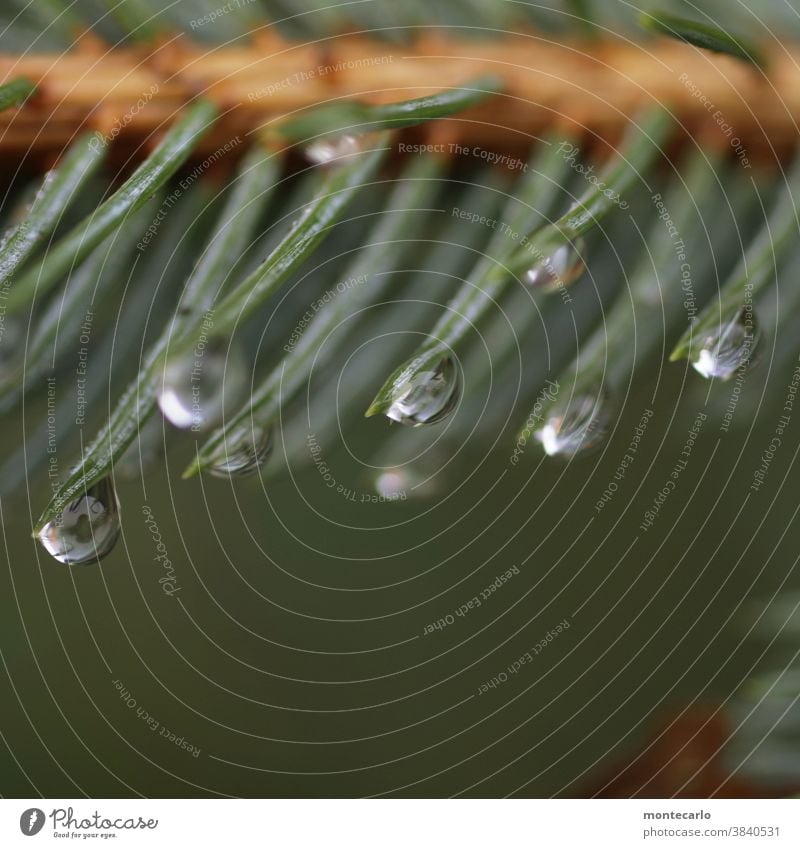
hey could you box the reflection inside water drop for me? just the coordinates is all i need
[305,134,363,166]
[37,477,120,565]
[384,357,461,427]
[158,339,246,431]
[691,307,759,381]
[534,389,611,458]
[525,238,586,291]
[207,424,274,478]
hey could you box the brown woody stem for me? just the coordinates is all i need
[0,30,793,164]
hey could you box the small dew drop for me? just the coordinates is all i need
[374,469,407,499]
[158,339,246,431]
[525,239,586,291]
[207,424,274,478]
[691,308,759,381]
[305,134,363,166]
[374,464,441,501]
[37,477,120,565]
[534,389,611,458]
[385,357,461,427]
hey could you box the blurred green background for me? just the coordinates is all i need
[2,349,798,797]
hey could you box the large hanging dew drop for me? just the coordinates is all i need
[305,134,363,166]
[691,307,759,380]
[525,238,586,291]
[384,357,462,427]
[534,389,611,458]
[157,339,246,432]
[36,477,120,565]
[207,423,274,478]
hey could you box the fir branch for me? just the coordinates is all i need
[31,143,281,534]
[5,99,219,315]
[32,140,392,532]
[184,153,447,478]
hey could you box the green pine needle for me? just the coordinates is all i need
[275,75,504,142]
[640,11,767,69]
[0,131,107,295]
[0,77,36,111]
[6,99,219,315]
[184,153,448,478]
[670,156,800,364]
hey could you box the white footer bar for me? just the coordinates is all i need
[2,798,798,847]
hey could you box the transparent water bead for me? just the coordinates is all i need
[374,469,408,499]
[374,464,442,501]
[37,477,120,565]
[207,424,274,478]
[305,134,363,166]
[525,238,586,291]
[691,308,759,381]
[534,389,611,458]
[384,358,461,427]
[158,339,246,431]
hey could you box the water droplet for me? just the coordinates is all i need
[374,469,407,499]
[305,134,363,165]
[525,238,586,291]
[384,357,461,427]
[207,423,274,478]
[157,339,246,431]
[37,477,120,565]
[373,464,442,500]
[691,308,759,380]
[534,388,611,457]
